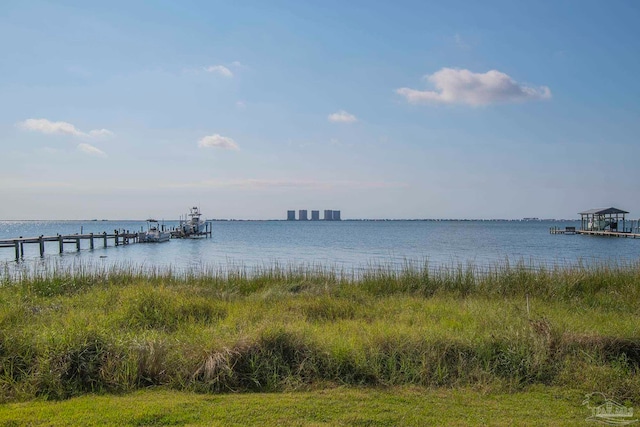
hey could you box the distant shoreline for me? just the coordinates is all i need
[0,218,580,222]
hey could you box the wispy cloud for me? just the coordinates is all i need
[396,68,551,106]
[204,65,233,77]
[77,143,107,157]
[328,110,358,123]
[453,33,470,50]
[16,118,113,139]
[169,179,407,190]
[87,129,114,138]
[39,147,61,155]
[0,179,79,190]
[198,134,240,150]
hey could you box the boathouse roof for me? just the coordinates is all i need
[579,207,629,215]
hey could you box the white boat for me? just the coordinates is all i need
[172,206,210,238]
[138,219,171,243]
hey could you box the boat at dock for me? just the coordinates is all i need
[138,220,170,243]
[171,206,212,238]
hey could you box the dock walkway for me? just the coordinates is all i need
[550,227,640,238]
[576,230,640,238]
[550,226,576,235]
[0,231,139,261]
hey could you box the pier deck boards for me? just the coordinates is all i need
[551,227,640,238]
[576,230,640,238]
[549,226,576,235]
[0,231,140,261]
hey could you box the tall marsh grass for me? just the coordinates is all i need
[0,260,639,401]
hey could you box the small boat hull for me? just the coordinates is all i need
[139,220,171,243]
[139,231,171,243]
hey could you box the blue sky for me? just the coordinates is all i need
[2,0,640,220]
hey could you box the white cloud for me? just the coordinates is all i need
[328,110,358,123]
[77,143,107,157]
[235,100,246,109]
[17,119,84,137]
[396,68,551,106]
[198,134,240,150]
[16,118,114,139]
[88,129,114,138]
[204,65,233,77]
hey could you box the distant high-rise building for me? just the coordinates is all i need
[332,210,341,221]
[299,210,308,221]
[311,210,320,221]
[287,210,296,221]
[324,209,333,221]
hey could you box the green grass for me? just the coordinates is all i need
[0,260,638,403]
[0,386,590,426]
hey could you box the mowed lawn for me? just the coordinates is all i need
[0,386,588,426]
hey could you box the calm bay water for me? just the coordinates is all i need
[1,220,639,272]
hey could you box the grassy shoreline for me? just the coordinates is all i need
[0,261,638,403]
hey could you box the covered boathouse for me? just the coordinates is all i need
[551,207,640,237]
[579,207,629,233]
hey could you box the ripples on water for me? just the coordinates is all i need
[1,220,639,275]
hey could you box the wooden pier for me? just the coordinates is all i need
[550,226,576,235]
[550,227,640,237]
[576,230,640,238]
[0,231,140,261]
